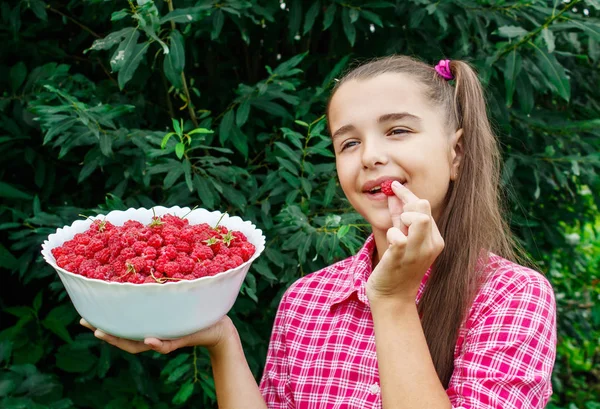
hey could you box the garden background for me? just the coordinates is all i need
[1,0,599,408]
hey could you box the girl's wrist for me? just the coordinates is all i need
[207,316,239,359]
[368,293,418,315]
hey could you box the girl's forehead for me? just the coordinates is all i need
[329,73,432,121]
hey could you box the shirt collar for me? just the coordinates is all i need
[329,234,432,310]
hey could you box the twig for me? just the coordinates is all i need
[47,5,102,39]
[166,0,199,127]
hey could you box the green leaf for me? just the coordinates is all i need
[219,110,235,145]
[175,143,185,159]
[160,6,211,24]
[161,132,176,149]
[111,9,129,21]
[273,52,307,76]
[172,118,182,136]
[348,8,359,23]
[99,133,112,156]
[193,175,217,209]
[187,128,213,135]
[166,363,192,383]
[360,10,383,27]
[118,42,150,90]
[29,0,48,21]
[531,41,571,101]
[33,292,42,313]
[164,30,186,90]
[109,29,140,72]
[10,62,27,92]
[289,0,302,40]
[172,381,195,405]
[504,49,522,107]
[275,141,301,164]
[337,224,350,239]
[342,8,356,46]
[212,10,225,41]
[230,126,249,159]
[295,120,309,127]
[542,28,556,53]
[251,99,292,118]
[323,4,336,30]
[303,1,320,35]
[87,27,135,52]
[497,25,528,38]
[0,182,31,200]
[323,178,337,206]
[0,243,19,270]
[515,70,534,114]
[236,100,251,127]
[55,346,96,373]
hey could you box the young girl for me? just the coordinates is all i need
[81,55,557,409]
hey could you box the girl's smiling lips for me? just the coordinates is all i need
[361,176,406,193]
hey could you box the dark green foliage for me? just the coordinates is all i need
[1,0,599,407]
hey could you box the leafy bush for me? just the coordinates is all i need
[1,0,599,408]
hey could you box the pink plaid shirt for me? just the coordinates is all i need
[259,235,556,408]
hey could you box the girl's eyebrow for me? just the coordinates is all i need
[332,112,422,140]
[378,112,421,124]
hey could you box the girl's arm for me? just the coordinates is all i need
[81,316,268,409]
[370,297,451,409]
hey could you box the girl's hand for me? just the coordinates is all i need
[366,181,444,304]
[80,315,235,356]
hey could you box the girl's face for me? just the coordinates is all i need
[329,72,462,233]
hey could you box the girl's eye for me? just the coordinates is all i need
[341,141,359,151]
[389,128,409,136]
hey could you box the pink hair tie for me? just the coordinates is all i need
[435,59,454,80]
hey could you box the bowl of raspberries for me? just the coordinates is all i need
[41,206,265,340]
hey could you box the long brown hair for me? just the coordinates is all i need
[326,55,518,387]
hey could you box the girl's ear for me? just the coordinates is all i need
[450,128,464,181]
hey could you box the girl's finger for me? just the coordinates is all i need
[387,195,405,231]
[400,212,431,248]
[80,318,95,331]
[144,337,185,354]
[391,181,419,204]
[95,330,150,354]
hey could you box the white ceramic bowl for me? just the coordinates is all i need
[41,206,265,340]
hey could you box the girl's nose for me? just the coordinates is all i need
[361,136,388,169]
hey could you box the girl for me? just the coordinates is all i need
[81,55,557,409]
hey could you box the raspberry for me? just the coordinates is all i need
[51,247,66,259]
[193,263,208,278]
[132,241,147,255]
[205,261,222,276]
[120,234,136,247]
[74,244,87,256]
[142,246,157,260]
[175,241,191,253]
[56,255,70,268]
[179,227,196,243]
[161,214,187,228]
[90,220,114,233]
[120,248,136,260]
[159,245,178,260]
[73,233,91,245]
[137,228,152,241]
[123,220,144,230]
[172,272,185,280]
[232,231,247,243]
[94,248,111,264]
[164,262,181,277]
[204,237,222,254]
[147,234,163,248]
[144,276,156,283]
[64,263,78,273]
[126,257,146,274]
[155,255,169,273]
[85,238,105,258]
[163,234,179,246]
[231,255,244,267]
[380,179,395,196]
[191,244,213,261]
[176,256,195,274]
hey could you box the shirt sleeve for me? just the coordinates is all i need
[447,274,557,409]
[259,290,295,409]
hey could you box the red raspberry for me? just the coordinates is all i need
[145,259,155,271]
[175,241,191,253]
[64,263,78,273]
[51,247,66,259]
[142,246,157,260]
[183,274,195,281]
[137,228,152,241]
[123,220,144,230]
[161,214,187,228]
[90,220,115,232]
[179,227,196,243]
[160,225,180,239]
[94,248,111,264]
[380,179,395,196]
[120,234,136,247]
[193,263,208,278]
[232,231,247,243]
[120,248,136,260]
[217,226,228,235]
[163,234,179,246]
[56,255,70,268]
[191,244,213,261]
[94,265,113,280]
[159,245,178,260]
[172,272,185,280]
[73,233,91,245]
[205,261,222,276]
[132,241,147,255]
[155,255,169,273]
[85,238,105,258]
[176,256,195,274]
[80,259,100,275]
[72,255,86,269]
[144,276,156,283]
[231,255,244,267]
[218,246,231,256]
[74,244,87,256]
[126,257,146,274]
[164,262,181,277]
[147,234,163,248]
